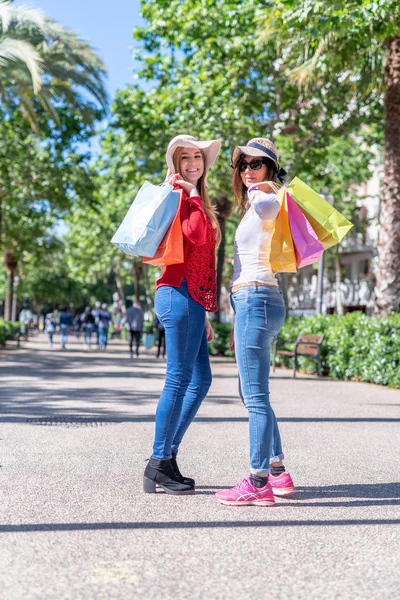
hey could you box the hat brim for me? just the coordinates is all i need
[166,138,221,175]
[232,145,279,169]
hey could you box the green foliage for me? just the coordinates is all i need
[130,0,376,204]
[91,0,376,306]
[143,321,154,334]
[0,108,97,255]
[275,313,400,388]
[0,2,107,315]
[261,0,400,97]
[208,321,234,357]
[0,96,105,313]
[209,312,400,387]
[2,0,391,314]
[14,242,113,311]
[0,318,20,345]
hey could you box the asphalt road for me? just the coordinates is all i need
[1,333,399,599]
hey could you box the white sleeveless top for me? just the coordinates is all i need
[232,188,281,287]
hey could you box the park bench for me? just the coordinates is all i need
[272,333,324,378]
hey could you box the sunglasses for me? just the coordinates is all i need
[238,158,267,173]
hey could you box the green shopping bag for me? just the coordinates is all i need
[287,177,353,250]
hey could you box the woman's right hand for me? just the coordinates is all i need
[170,173,199,197]
[230,327,235,352]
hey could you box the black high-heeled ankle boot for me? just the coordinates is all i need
[171,453,195,486]
[143,457,195,495]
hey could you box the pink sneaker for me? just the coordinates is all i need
[215,477,275,506]
[268,472,295,497]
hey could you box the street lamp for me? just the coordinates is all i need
[11,276,19,321]
[315,190,333,315]
[316,253,325,315]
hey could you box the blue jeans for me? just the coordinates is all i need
[60,325,70,346]
[153,280,212,460]
[98,328,108,349]
[238,378,284,465]
[84,324,94,345]
[232,284,286,475]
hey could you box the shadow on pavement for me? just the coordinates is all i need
[0,518,398,533]
[196,482,400,504]
[1,413,399,423]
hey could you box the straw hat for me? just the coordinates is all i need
[231,137,280,169]
[166,134,221,175]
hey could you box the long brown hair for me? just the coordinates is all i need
[173,147,221,246]
[232,156,278,213]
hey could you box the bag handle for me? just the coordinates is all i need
[248,180,283,193]
[249,180,287,209]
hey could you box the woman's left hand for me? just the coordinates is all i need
[249,181,278,194]
[205,318,214,343]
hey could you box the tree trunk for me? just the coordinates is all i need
[133,257,143,301]
[142,264,153,310]
[213,193,232,322]
[335,257,344,315]
[375,36,400,316]
[5,267,14,321]
[214,217,226,323]
[115,272,126,308]
[0,192,2,253]
[4,250,18,321]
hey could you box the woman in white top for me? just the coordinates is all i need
[215,138,295,507]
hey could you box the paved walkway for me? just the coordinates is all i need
[1,333,399,599]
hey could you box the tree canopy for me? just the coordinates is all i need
[2,0,399,316]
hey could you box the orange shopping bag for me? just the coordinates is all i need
[270,186,297,273]
[143,189,184,266]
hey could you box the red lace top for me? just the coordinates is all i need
[157,187,217,312]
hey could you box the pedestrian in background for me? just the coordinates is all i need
[81,306,96,348]
[111,292,126,339]
[215,138,295,507]
[153,315,166,358]
[19,302,34,341]
[93,301,101,347]
[122,300,144,358]
[45,313,56,348]
[59,304,73,349]
[96,303,112,351]
[73,312,82,339]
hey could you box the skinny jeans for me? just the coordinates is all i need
[232,284,285,475]
[153,280,211,459]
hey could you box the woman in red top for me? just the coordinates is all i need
[144,134,221,495]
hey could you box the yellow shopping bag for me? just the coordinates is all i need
[270,186,297,273]
[287,177,353,250]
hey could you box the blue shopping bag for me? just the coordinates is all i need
[111,181,180,257]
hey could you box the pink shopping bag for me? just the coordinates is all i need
[287,192,324,268]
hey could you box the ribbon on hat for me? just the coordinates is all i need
[277,167,287,183]
[247,141,278,164]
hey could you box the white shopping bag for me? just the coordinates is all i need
[111,181,180,257]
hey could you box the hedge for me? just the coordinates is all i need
[208,313,400,389]
[0,319,21,346]
[208,322,235,358]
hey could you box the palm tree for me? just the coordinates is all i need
[261,0,400,316]
[214,193,233,322]
[0,0,107,133]
[0,1,46,93]
[0,0,108,319]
